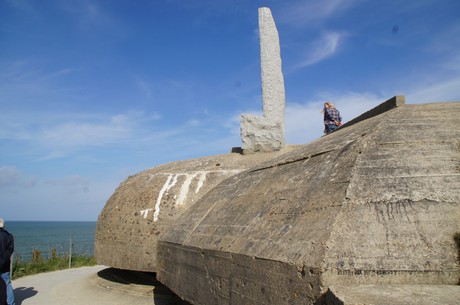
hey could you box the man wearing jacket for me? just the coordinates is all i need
[0,219,15,305]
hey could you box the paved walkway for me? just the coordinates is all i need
[12,265,188,305]
[12,267,460,305]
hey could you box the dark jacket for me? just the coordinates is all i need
[0,228,14,273]
[323,107,342,126]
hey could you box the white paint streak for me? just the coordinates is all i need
[153,174,177,222]
[176,173,197,206]
[151,170,241,222]
[140,208,153,219]
[169,174,179,191]
[195,171,207,193]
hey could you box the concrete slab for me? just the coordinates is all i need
[12,266,189,305]
[324,284,460,305]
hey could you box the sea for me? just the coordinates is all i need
[4,221,96,262]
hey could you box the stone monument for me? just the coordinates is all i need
[240,7,286,154]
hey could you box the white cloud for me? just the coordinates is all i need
[38,151,67,162]
[39,68,76,81]
[279,0,362,26]
[58,1,114,30]
[44,175,91,194]
[39,120,131,149]
[0,166,22,188]
[285,91,382,144]
[285,73,460,146]
[185,119,202,127]
[226,90,384,146]
[0,109,165,161]
[406,76,460,103]
[221,113,242,136]
[294,31,346,69]
[137,78,153,99]
[285,102,324,144]
[0,165,37,189]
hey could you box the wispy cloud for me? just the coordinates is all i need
[278,0,362,26]
[425,23,460,70]
[406,76,460,103]
[293,31,346,69]
[0,60,79,105]
[59,1,113,30]
[37,111,162,148]
[39,68,76,81]
[137,78,153,99]
[44,174,91,194]
[0,109,164,160]
[0,60,39,82]
[40,120,130,149]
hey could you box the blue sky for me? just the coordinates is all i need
[1,0,459,221]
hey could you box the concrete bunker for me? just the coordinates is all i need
[94,149,296,271]
[94,5,460,304]
[155,100,460,304]
[96,98,460,304]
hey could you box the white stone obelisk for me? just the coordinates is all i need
[240,7,286,154]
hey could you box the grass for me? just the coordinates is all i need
[12,249,96,280]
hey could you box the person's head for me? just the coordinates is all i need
[0,218,4,228]
[324,102,335,109]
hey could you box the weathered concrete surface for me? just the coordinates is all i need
[11,265,190,305]
[156,101,460,304]
[95,148,298,272]
[241,7,285,154]
[321,285,460,305]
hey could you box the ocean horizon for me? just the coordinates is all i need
[4,221,96,262]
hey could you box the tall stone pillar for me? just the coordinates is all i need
[240,7,286,154]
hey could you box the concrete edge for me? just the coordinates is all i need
[339,95,405,130]
[318,284,460,305]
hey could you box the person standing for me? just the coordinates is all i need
[0,219,15,305]
[323,102,342,134]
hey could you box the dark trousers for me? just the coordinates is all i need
[0,277,6,305]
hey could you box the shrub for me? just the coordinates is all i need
[12,249,96,280]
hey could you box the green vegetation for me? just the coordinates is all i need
[12,249,96,280]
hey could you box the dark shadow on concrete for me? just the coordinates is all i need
[14,286,38,305]
[97,267,159,286]
[152,285,191,305]
[231,147,243,154]
[314,288,345,305]
[97,268,191,305]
